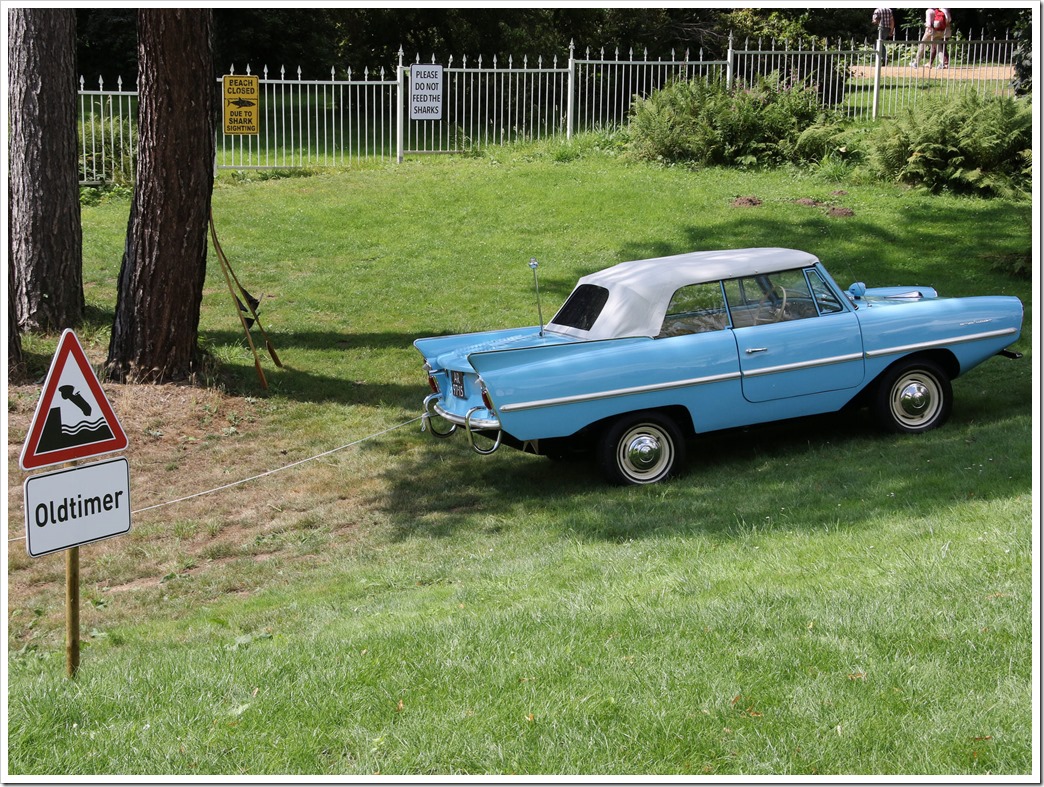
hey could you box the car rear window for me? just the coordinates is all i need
[550,284,609,331]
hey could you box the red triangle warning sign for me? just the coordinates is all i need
[20,329,129,471]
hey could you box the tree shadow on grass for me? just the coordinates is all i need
[198,328,428,408]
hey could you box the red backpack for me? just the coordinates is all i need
[932,9,948,30]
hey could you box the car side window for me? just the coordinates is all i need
[806,268,845,314]
[725,269,818,327]
[657,282,728,338]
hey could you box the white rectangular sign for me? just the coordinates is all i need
[410,64,443,121]
[24,457,131,558]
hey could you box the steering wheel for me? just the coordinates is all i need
[755,283,787,324]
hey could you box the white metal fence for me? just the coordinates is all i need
[78,33,1018,184]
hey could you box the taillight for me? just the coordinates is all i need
[480,379,495,411]
[424,362,440,394]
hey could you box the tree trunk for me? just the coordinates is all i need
[8,8,83,332]
[8,280,25,382]
[106,9,215,383]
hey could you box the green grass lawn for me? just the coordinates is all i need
[7,140,1035,776]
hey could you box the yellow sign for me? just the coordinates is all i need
[222,75,259,135]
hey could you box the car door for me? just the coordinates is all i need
[726,268,865,403]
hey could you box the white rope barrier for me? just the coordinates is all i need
[7,415,424,542]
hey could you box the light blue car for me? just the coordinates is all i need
[415,248,1023,485]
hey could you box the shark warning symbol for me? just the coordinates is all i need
[20,330,128,471]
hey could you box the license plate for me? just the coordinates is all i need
[451,371,466,399]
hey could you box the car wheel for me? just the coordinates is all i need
[873,359,952,434]
[598,412,685,485]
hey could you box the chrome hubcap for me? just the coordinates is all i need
[891,372,941,427]
[898,381,931,417]
[617,423,673,483]
[626,434,662,471]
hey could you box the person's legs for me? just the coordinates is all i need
[914,28,932,67]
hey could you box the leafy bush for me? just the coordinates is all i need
[987,249,1033,280]
[866,93,1032,197]
[627,73,824,168]
[1010,13,1033,97]
[792,118,858,164]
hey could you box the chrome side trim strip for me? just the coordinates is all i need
[499,371,741,413]
[743,352,864,378]
[864,327,1018,359]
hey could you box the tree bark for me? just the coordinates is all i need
[8,281,25,382]
[8,8,83,333]
[106,9,215,383]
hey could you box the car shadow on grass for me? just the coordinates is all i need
[376,390,1033,544]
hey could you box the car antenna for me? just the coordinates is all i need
[529,257,544,336]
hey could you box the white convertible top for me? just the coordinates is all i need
[547,246,822,338]
[548,247,821,340]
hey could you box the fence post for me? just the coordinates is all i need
[726,32,734,89]
[872,33,883,119]
[396,46,405,163]
[566,39,575,140]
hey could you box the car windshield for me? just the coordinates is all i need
[549,284,609,331]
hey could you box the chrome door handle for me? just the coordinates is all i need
[746,347,768,354]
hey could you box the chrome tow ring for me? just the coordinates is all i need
[421,393,457,438]
[465,407,502,455]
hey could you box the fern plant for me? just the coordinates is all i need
[867,93,1032,197]
[627,73,823,168]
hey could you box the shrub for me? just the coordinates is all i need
[78,111,137,186]
[627,73,825,168]
[866,93,1032,197]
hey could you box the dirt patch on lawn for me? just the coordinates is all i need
[7,378,371,649]
[793,196,855,218]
